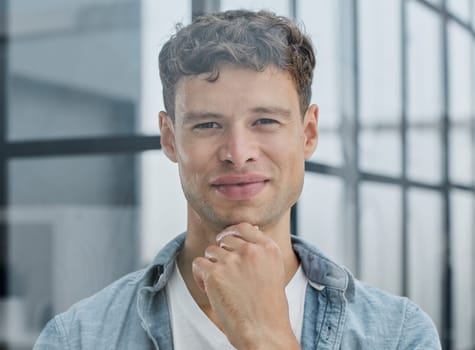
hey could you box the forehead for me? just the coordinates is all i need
[174,65,300,119]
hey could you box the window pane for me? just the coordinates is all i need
[140,151,187,265]
[359,0,401,124]
[408,189,443,333]
[140,0,191,134]
[447,0,471,23]
[407,2,443,122]
[360,129,401,176]
[298,0,342,165]
[5,205,137,345]
[448,21,472,122]
[360,182,402,295]
[308,131,343,166]
[451,190,475,350]
[407,128,442,183]
[298,0,340,129]
[6,154,141,344]
[299,173,347,267]
[450,128,473,185]
[7,1,141,141]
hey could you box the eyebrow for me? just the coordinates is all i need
[250,106,292,118]
[181,112,224,125]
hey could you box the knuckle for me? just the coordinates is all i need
[240,242,258,257]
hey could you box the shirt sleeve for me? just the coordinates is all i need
[33,317,70,350]
[397,300,442,350]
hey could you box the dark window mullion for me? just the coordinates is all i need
[192,0,220,18]
[441,0,453,349]
[4,135,162,158]
[401,0,409,298]
[0,0,8,298]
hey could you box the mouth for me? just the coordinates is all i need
[210,174,269,200]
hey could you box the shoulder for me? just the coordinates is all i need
[343,279,441,349]
[33,268,149,350]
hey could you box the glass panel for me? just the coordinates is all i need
[448,21,472,122]
[298,0,342,165]
[220,0,289,15]
[407,128,442,183]
[308,131,343,166]
[360,129,401,176]
[360,182,402,295]
[451,190,475,350]
[408,189,443,333]
[298,0,340,129]
[7,1,191,140]
[298,173,347,266]
[407,2,443,122]
[139,151,187,265]
[5,205,137,346]
[6,153,141,345]
[9,155,137,206]
[7,1,140,141]
[450,127,473,185]
[140,0,191,135]
[4,150,189,344]
[359,0,401,124]
[447,0,471,23]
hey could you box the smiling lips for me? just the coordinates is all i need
[210,174,269,200]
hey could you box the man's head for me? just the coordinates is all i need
[159,10,315,120]
[159,10,318,234]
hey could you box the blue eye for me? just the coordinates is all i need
[194,122,220,129]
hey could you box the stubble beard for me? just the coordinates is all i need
[184,182,302,234]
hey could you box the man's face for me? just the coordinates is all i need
[160,65,318,232]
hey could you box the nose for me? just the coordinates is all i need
[218,126,259,168]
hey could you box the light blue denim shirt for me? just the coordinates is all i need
[33,233,441,349]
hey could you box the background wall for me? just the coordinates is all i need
[0,1,473,349]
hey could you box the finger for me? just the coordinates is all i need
[217,223,265,245]
[192,256,214,293]
[204,245,229,261]
[218,234,246,251]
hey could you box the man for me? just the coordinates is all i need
[34,10,441,349]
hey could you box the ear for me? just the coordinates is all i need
[303,104,319,160]
[159,111,178,163]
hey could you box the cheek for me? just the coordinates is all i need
[175,141,215,183]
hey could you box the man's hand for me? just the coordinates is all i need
[192,223,300,350]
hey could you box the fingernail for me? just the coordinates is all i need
[216,229,239,243]
[204,251,217,262]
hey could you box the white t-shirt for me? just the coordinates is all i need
[166,262,308,350]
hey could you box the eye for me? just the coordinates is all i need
[194,122,221,130]
[254,118,279,126]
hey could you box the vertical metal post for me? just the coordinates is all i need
[339,0,360,274]
[289,0,297,19]
[400,0,409,298]
[192,0,220,18]
[440,0,453,348]
[0,0,8,297]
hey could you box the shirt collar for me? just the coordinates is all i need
[142,232,354,299]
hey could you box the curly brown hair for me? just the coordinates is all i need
[159,10,316,120]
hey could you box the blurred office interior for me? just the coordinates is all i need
[0,0,473,349]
